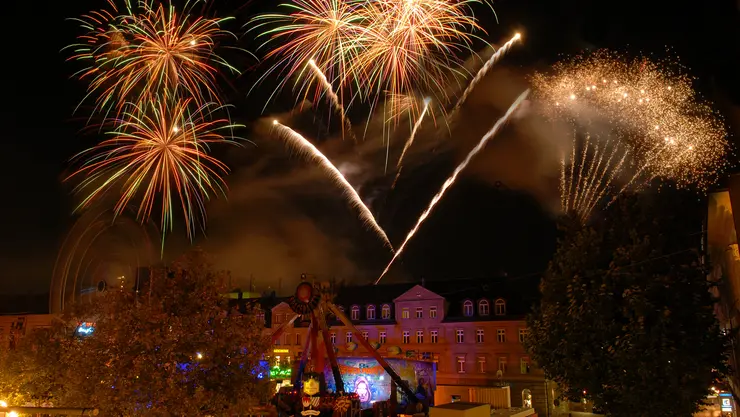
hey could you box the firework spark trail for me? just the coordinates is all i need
[582,151,627,218]
[579,141,618,214]
[308,59,357,141]
[272,120,393,249]
[452,33,521,113]
[374,89,529,285]
[571,134,590,212]
[397,97,431,168]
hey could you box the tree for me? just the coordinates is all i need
[526,192,730,417]
[12,249,269,415]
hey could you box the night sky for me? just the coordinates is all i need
[1,0,739,295]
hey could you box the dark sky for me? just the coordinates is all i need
[1,0,739,295]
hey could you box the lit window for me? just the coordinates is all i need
[379,331,387,344]
[463,300,474,317]
[402,308,410,319]
[429,307,437,319]
[416,330,424,344]
[296,333,302,346]
[367,305,376,320]
[403,331,410,344]
[478,356,486,373]
[456,356,466,373]
[476,329,484,344]
[416,307,423,319]
[497,329,506,343]
[520,357,530,374]
[478,300,490,316]
[382,304,391,319]
[330,332,336,345]
[498,357,507,374]
[519,328,528,343]
[495,299,506,316]
[430,330,438,344]
[346,332,353,344]
[456,329,464,344]
[351,305,360,321]
[256,310,265,323]
[362,331,369,341]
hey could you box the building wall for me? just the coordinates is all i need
[708,189,740,395]
[0,314,55,349]
[257,285,547,414]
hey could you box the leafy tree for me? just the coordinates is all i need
[8,249,269,415]
[526,192,730,417]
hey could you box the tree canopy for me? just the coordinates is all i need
[525,192,730,417]
[2,249,269,415]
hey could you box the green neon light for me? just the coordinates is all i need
[271,365,292,379]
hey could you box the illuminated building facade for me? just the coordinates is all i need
[707,174,740,410]
[239,278,548,414]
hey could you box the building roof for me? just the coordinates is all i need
[333,283,417,307]
[0,293,50,315]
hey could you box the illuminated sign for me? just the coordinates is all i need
[720,393,733,412]
[270,365,292,380]
[273,349,290,353]
[77,322,95,336]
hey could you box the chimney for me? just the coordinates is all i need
[421,277,426,287]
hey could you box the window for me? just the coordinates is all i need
[283,334,291,346]
[498,357,507,374]
[478,356,486,373]
[351,305,360,320]
[274,313,284,324]
[456,329,464,344]
[256,310,265,323]
[296,333,302,346]
[346,332,353,344]
[497,329,506,343]
[330,332,336,345]
[463,300,474,317]
[381,304,391,319]
[429,307,437,319]
[402,308,410,319]
[416,330,424,344]
[430,330,438,344]
[456,356,466,373]
[478,299,490,316]
[367,305,376,320]
[495,299,506,316]
[520,357,530,374]
[476,329,484,344]
[403,331,410,344]
[519,328,528,343]
[415,307,423,319]
[379,331,387,344]
[362,331,369,341]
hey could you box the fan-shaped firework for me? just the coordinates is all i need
[68,0,239,117]
[532,50,728,217]
[68,98,240,238]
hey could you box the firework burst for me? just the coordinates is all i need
[68,0,239,117]
[532,50,728,216]
[68,98,240,238]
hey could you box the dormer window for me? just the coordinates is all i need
[495,299,506,316]
[478,299,490,316]
[351,305,360,320]
[367,305,376,320]
[381,304,391,319]
[463,300,474,317]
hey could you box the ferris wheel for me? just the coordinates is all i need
[50,206,159,314]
